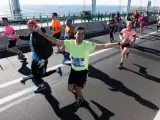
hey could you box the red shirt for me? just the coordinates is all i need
[133,13,140,19]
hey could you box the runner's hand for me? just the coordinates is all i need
[13,34,19,39]
[36,27,43,35]
[35,26,41,32]
[38,59,45,68]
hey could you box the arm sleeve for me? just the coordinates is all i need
[85,41,96,51]
[19,34,30,41]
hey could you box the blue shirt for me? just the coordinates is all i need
[64,32,69,39]
[29,33,40,62]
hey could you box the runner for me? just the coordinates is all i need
[133,11,140,30]
[37,26,124,106]
[118,21,136,69]
[144,11,149,28]
[16,20,62,93]
[50,12,62,53]
[139,13,146,35]
[156,12,160,33]
[61,18,75,63]
[64,18,75,40]
[108,16,116,42]
[115,11,121,24]
[125,14,132,22]
[0,17,22,59]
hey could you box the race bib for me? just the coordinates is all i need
[71,56,84,67]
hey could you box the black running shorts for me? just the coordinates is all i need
[53,32,61,39]
[8,40,17,48]
[68,68,88,88]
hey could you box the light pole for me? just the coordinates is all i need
[92,0,96,14]
[140,0,142,10]
[8,0,13,17]
[119,0,122,11]
[83,0,86,11]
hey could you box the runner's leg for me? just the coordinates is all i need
[7,40,23,59]
[140,25,144,35]
[157,25,160,33]
[74,70,88,106]
[31,60,47,93]
[53,32,61,53]
[75,85,84,106]
[109,26,114,42]
[61,49,71,63]
[118,47,129,69]
[68,68,75,92]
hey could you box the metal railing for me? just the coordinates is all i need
[0,11,157,31]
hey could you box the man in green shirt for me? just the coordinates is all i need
[157,12,160,33]
[37,26,123,106]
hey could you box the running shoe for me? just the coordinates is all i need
[57,67,63,76]
[34,85,46,93]
[74,96,84,106]
[117,63,123,69]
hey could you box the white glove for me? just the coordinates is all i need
[38,59,45,68]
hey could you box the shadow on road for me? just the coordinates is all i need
[88,65,159,111]
[18,57,31,76]
[122,63,160,84]
[139,34,160,41]
[42,83,114,120]
[134,45,160,56]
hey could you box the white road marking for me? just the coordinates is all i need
[0,30,159,112]
[154,110,160,120]
[0,94,35,112]
[0,31,157,89]
[0,86,36,105]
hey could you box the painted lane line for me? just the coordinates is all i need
[0,31,158,89]
[154,110,160,120]
[0,94,35,112]
[0,75,33,89]
[0,86,36,105]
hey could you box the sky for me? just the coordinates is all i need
[1,0,160,6]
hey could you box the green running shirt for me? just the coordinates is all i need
[64,40,96,71]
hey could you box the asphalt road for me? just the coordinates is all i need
[0,24,160,120]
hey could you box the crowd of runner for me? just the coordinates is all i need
[0,11,160,106]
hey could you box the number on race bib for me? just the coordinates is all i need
[71,56,85,67]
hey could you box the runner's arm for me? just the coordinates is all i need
[95,42,120,50]
[119,32,125,40]
[131,35,136,42]
[37,31,64,47]
[18,34,30,41]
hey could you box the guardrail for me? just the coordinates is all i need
[0,11,157,31]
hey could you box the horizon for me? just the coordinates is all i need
[1,0,160,6]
